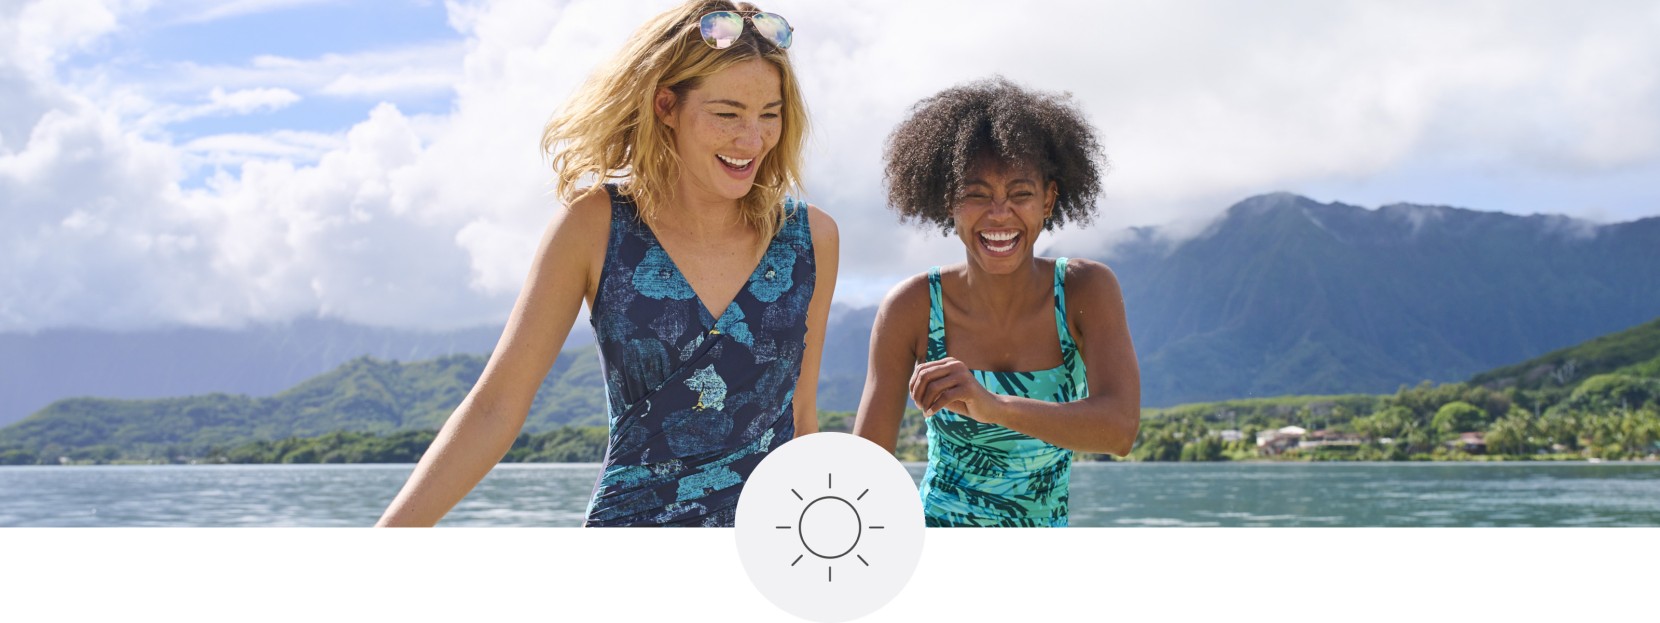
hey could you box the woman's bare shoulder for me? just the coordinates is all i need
[560,187,615,234]
[802,202,839,248]
[877,271,932,324]
[1062,257,1123,293]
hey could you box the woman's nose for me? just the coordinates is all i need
[987,196,1014,217]
[734,120,764,152]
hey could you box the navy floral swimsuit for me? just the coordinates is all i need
[584,184,815,526]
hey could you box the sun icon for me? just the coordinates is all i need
[734,432,924,621]
[774,472,884,582]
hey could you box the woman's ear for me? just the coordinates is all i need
[654,86,678,129]
[1045,179,1058,219]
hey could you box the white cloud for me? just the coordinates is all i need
[3,0,129,78]
[163,43,469,101]
[181,129,345,162]
[167,0,335,25]
[173,102,486,327]
[4,0,1660,330]
[0,96,194,330]
[141,86,301,126]
[320,69,457,98]
[206,86,300,113]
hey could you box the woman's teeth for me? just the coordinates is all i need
[979,230,1019,253]
[717,154,754,170]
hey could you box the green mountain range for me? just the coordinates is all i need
[1470,316,1660,391]
[5,313,1657,465]
[1105,193,1660,406]
[0,318,593,427]
[0,349,607,464]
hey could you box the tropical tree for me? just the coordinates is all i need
[1484,408,1540,456]
[1134,431,1183,462]
[1431,401,1487,438]
[1570,374,1660,412]
[1353,406,1414,440]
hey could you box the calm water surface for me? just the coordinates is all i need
[2,462,1658,527]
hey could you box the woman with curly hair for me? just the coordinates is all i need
[853,77,1138,527]
[378,1,839,527]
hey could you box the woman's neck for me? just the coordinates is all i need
[657,185,749,243]
[959,257,1048,321]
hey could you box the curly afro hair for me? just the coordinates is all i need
[883,76,1107,234]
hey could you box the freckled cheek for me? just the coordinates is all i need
[762,124,782,151]
[690,117,737,146]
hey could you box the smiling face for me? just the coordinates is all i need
[656,57,784,206]
[954,155,1056,274]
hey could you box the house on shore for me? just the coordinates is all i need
[1256,426,1307,455]
[1298,429,1366,451]
[1454,432,1486,454]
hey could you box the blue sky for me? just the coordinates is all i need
[56,0,461,162]
[3,0,1659,332]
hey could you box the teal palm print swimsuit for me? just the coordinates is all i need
[584,185,814,526]
[919,258,1086,527]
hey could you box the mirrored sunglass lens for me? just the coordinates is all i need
[750,12,792,49]
[700,11,743,49]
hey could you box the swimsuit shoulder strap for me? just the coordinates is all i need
[927,266,946,361]
[1053,257,1077,353]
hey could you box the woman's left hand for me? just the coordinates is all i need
[909,357,999,423]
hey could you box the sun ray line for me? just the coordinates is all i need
[791,554,803,566]
[791,488,802,500]
[857,488,869,501]
[857,554,869,566]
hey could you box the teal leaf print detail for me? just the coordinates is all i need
[633,246,695,300]
[774,200,809,245]
[623,338,671,388]
[685,365,727,411]
[650,501,707,524]
[746,244,795,302]
[716,302,754,346]
[598,309,636,342]
[926,268,947,360]
[991,371,1033,395]
[671,430,770,501]
[663,404,735,455]
[676,465,742,502]
[678,333,704,361]
[607,464,655,489]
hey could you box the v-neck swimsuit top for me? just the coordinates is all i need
[584,184,815,526]
[919,258,1087,527]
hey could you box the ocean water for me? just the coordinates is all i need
[2,462,1658,527]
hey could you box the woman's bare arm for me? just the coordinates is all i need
[375,192,609,526]
[790,205,840,437]
[852,275,929,454]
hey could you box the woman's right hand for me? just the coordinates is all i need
[909,356,996,421]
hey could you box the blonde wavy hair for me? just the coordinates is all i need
[542,0,808,237]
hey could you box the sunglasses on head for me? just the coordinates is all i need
[699,10,792,50]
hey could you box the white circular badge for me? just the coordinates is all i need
[735,432,925,622]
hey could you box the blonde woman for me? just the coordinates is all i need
[378,1,838,527]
